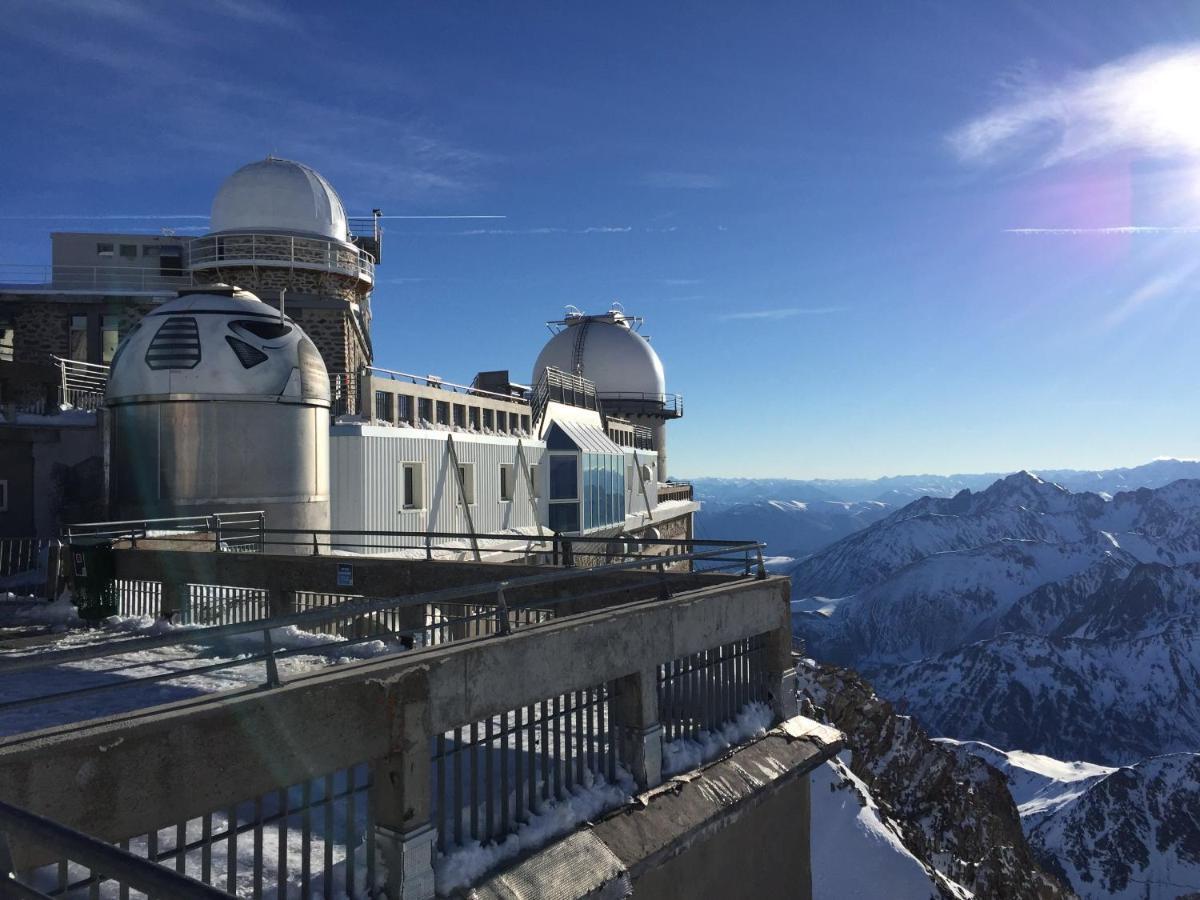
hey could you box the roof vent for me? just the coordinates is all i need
[145,317,201,370]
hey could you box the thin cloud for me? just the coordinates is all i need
[717,307,845,321]
[642,172,724,189]
[659,278,702,286]
[1103,261,1199,329]
[950,43,1200,167]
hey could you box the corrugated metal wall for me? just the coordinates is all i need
[331,425,547,549]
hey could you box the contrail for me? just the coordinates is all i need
[1006,226,1200,235]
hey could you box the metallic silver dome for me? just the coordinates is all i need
[106,287,329,406]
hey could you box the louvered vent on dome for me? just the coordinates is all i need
[145,317,201,370]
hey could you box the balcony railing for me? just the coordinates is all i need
[188,233,375,283]
[658,481,694,503]
[0,264,197,294]
[367,366,530,405]
[597,391,684,417]
[53,355,109,411]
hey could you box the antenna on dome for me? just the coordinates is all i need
[610,300,625,315]
[563,304,583,318]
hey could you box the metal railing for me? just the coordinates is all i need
[657,635,769,742]
[0,539,767,716]
[64,511,265,551]
[0,264,197,294]
[530,366,599,425]
[657,481,694,503]
[366,366,530,406]
[432,680,623,856]
[5,765,376,900]
[0,538,50,579]
[188,233,375,284]
[52,355,108,411]
[597,391,684,417]
[0,798,231,899]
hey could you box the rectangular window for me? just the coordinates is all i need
[119,244,137,259]
[455,463,475,504]
[397,394,413,424]
[142,245,161,258]
[496,411,508,433]
[521,415,531,433]
[374,390,394,423]
[436,400,450,426]
[483,408,494,431]
[401,462,423,509]
[418,398,433,423]
[530,464,540,499]
[549,454,578,500]
[69,315,88,362]
[548,502,580,533]
[468,407,481,430]
[500,464,514,501]
[453,403,466,428]
[101,315,120,364]
[0,480,7,512]
[96,243,113,257]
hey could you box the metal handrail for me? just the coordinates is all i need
[50,356,110,411]
[0,541,767,679]
[366,366,530,405]
[188,233,375,283]
[64,511,266,546]
[597,391,684,414]
[0,798,231,899]
[0,264,197,293]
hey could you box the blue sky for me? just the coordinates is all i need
[4,1,1200,478]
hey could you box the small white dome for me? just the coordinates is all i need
[533,311,666,398]
[209,157,349,241]
[106,286,329,406]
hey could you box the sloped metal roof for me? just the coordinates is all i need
[548,420,625,455]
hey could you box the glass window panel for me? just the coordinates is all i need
[549,455,577,500]
[101,315,121,363]
[69,315,88,361]
[549,502,580,533]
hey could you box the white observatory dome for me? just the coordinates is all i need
[532,310,666,398]
[209,157,350,242]
[106,286,330,406]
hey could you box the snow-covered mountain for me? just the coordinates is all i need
[696,498,891,562]
[693,459,1200,566]
[792,474,1200,765]
[797,662,1071,899]
[942,742,1200,900]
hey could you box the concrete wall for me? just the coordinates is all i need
[630,774,812,900]
[0,576,793,872]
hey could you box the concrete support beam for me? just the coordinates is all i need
[159,579,186,621]
[612,669,663,790]
[374,681,436,900]
[762,578,795,723]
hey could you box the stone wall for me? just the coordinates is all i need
[193,265,366,304]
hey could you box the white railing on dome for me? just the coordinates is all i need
[52,355,109,410]
[0,264,197,293]
[187,233,375,283]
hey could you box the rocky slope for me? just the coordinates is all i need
[796,661,1071,899]
[942,742,1200,899]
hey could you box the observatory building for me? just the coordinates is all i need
[0,156,696,554]
[106,285,331,537]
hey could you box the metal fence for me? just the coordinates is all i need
[431,681,623,854]
[0,537,49,579]
[114,579,162,618]
[16,763,375,899]
[656,634,770,742]
[64,512,266,552]
[181,585,271,626]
